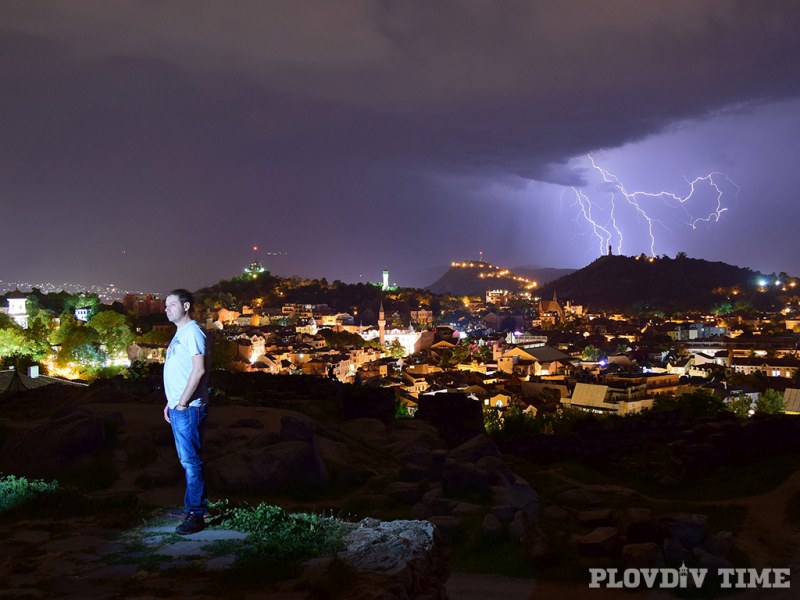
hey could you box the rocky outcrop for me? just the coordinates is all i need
[541,491,737,570]
[0,409,122,478]
[306,518,449,600]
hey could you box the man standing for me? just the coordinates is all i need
[163,289,209,535]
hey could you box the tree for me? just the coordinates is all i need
[653,389,726,417]
[451,343,471,364]
[755,388,784,414]
[385,339,407,359]
[581,344,600,361]
[0,314,41,365]
[24,311,56,360]
[87,311,135,355]
[0,325,32,360]
[727,394,753,418]
[53,314,105,368]
[63,293,100,318]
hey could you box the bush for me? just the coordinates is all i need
[652,389,726,418]
[209,501,344,567]
[727,394,753,418]
[0,474,59,511]
[755,388,785,414]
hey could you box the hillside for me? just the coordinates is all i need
[426,261,574,296]
[538,254,781,312]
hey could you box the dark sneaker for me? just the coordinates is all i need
[175,512,205,535]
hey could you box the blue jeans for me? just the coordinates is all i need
[169,405,208,515]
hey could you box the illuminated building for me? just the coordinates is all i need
[123,294,165,316]
[5,291,28,329]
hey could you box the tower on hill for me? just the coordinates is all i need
[244,245,267,279]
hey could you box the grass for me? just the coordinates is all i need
[208,500,344,574]
[0,474,59,511]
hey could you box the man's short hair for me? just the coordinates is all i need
[169,289,194,313]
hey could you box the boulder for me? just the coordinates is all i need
[503,482,540,522]
[542,505,568,522]
[490,505,517,522]
[576,527,620,557]
[451,502,482,517]
[441,460,491,495]
[703,531,734,559]
[694,548,733,574]
[621,543,665,569]
[578,509,613,527]
[210,440,329,491]
[230,418,264,429]
[415,393,485,447]
[427,515,463,535]
[253,441,329,487]
[342,386,395,424]
[661,513,708,549]
[447,435,501,463]
[482,514,503,538]
[411,502,433,520]
[661,538,691,566]
[508,511,529,540]
[385,481,423,505]
[279,416,315,443]
[312,518,449,600]
[1,416,112,477]
[555,488,602,508]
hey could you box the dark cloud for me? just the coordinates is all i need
[1,1,800,290]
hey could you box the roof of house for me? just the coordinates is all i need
[569,382,609,408]
[732,357,800,368]
[785,388,800,413]
[0,369,87,398]
[504,345,571,363]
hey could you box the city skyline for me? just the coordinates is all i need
[2,2,800,292]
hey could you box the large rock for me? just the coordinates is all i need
[503,481,540,522]
[660,513,708,549]
[252,441,329,487]
[208,440,329,491]
[0,415,114,477]
[342,386,395,424]
[661,538,691,566]
[441,460,492,495]
[280,416,316,443]
[703,531,734,559]
[622,543,665,569]
[415,393,485,447]
[306,519,449,600]
[576,527,620,557]
[447,435,500,463]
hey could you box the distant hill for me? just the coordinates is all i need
[538,255,781,312]
[426,261,573,296]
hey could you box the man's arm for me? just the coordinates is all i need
[175,353,206,410]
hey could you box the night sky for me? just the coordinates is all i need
[3,1,800,293]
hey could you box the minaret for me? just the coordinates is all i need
[378,301,386,346]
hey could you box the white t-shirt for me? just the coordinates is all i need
[164,320,207,408]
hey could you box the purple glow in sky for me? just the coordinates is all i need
[2,1,800,292]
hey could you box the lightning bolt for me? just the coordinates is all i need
[588,154,659,256]
[571,186,612,255]
[608,193,624,255]
[572,154,739,257]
